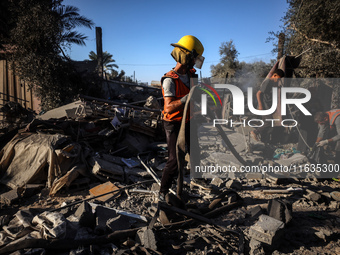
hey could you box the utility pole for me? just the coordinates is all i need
[277,33,285,60]
[96,27,103,79]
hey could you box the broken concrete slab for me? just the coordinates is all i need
[124,167,150,179]
[74,201,95,228]
[267,199,292,224]
[90,157,124,182]
[246,206,263,219]
[136,227,157,250]
[89,203,147,223]
[38,100,84,120]
[249,214,285,245]
[94,205,119,234]
[106,214,130,232]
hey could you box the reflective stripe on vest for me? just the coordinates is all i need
[327,109,340,127]
[161,70,191,122]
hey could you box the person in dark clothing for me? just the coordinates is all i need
[160,35,204,200]
[297,87,323,153]
[250,69,285,142]
[314,110,340,164]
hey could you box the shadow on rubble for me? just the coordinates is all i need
[274,209,340,254]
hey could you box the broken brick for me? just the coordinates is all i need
[249,215,285,245]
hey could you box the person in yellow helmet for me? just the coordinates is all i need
[159,35,204,200]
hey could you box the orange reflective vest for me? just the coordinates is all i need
[161,70,196,122]
[327,109,340,128]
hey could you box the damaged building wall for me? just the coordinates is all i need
[0,60,40,120]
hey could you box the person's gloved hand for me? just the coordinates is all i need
[180,94,189,104]
[317,139,329,147]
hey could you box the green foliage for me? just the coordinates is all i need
[87,51,128,81]
[6,0,94,111]
[88,51,119,71]
[0,0,15,48]
[268,0,340,77]
[210,40,240,79]
[210,40,273,81]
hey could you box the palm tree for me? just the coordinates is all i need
[88,50,119,71]
[54,4,94,59]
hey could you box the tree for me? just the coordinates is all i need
[88,50,119,72]
[56,4,94,59]
[210,40,273,82]
[86,51,129,81]
[0,0,14,49]
[267,0,340,78]
[6,0,94,110]
[109,69,126,81]
[210,40,240,80]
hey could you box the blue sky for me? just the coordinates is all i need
[63,0,288,84]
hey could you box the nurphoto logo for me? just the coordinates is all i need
[200,84,311,128]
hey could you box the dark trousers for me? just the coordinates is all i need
[253,115,273,142]
[160,120,190,194]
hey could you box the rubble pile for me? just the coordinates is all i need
[0,94,340,255]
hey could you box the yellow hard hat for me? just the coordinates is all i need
[171,35,204,57]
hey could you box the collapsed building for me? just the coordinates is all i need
[0,56,339,255]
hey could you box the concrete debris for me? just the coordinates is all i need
[32,211,67,239]
[39,100,84,120]
[249,214,285,245]
[89,203,148,223]
[249,238,265,255]
[91,157,125,182]
[1,92,340,255]
[106,214,130,232]
[304,190,322,203]
[226,179,243,190]
[74,201,95,228]
[211,177,224,187]
[246,205,263,219]
[136,227,157,250]
[267,199,292,224]
[330,191,340,201]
